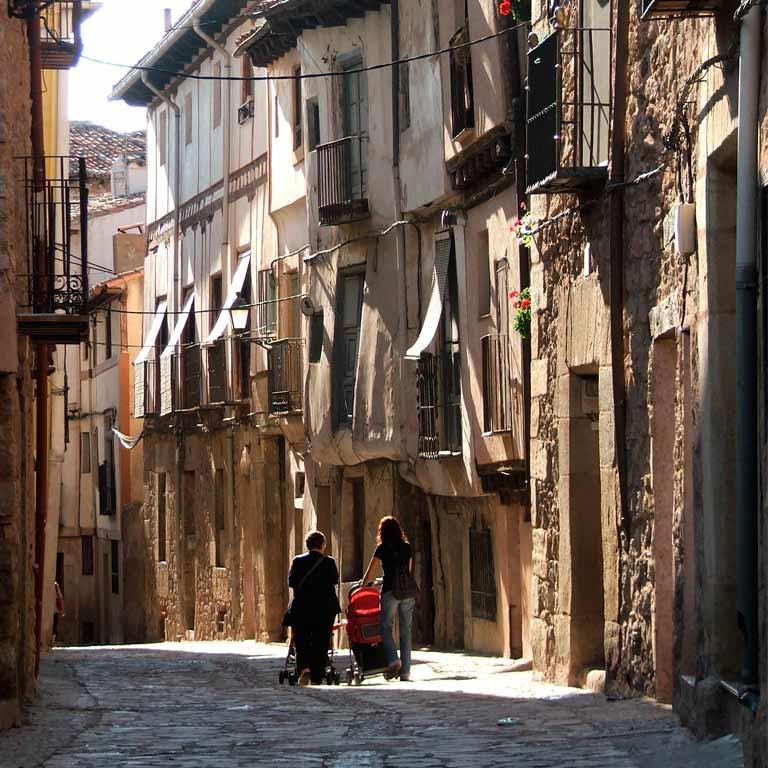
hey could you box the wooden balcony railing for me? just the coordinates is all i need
[316,135,369,226]
[481,334,513,433]
[416,352,462,459]
[268,339,303,415]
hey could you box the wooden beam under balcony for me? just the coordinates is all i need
[17,314,89,344]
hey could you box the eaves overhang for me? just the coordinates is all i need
[239,0,390,67]
[110,0,250,107]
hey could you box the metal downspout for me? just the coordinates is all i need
[608,0,630,537]
[28,10,49,678]
[192,20,237,635]
[735,4,761,690]
[391,0,409,467]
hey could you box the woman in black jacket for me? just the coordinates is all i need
[287,530,341,686]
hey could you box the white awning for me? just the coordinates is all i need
[134,301,168,365]
[204,253,251,345]
[405,234,453,359]
[161,292,195,358]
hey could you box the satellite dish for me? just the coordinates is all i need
[300,296,316,317]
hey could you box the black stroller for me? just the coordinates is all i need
[278,621,343,686]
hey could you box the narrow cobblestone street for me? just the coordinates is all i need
[1,644,744,768]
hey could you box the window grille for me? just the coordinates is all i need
[469,526,497,621]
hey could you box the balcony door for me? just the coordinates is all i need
[342,55,368,201]
[440,246,462,452]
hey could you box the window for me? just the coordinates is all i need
[334,268,365,427]
[257,268,277,337]
[295,472,305,499]
[181,288,201,408]
[184,93,192,146]
[99,419,116,516]
[238,270,252,400]
[81,536,94,576]
[399,61,411,131]
[469,525,497,621]
[157,472,167,562]
[293,67,302,151]
[307,97,320,151]
[80,432,91,474]
[449,24,475,138]
[111,541,119,594]
[208,275,227,403]
[158,109,167,167]
[440,239,463,451]
[309,310,324,363]
[241,56,254,104]
[478,230,491,317]
[214,468,226,567]
[105,308,113,359]
[213,62,222,129]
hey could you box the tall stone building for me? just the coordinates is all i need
[524,0,765,761]
[1,0,89,729]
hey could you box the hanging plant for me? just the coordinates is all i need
[510,203,538,249]
[498,0,532,22]
[509,288,532,339]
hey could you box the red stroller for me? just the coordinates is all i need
[345,584,388,685]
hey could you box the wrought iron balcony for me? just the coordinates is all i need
[268,338,303,415]
[416,352,462,460]
[640,0,720,19]
[316,135,369,227]
[8,2,84,69]
[526,27,612,194]
[17,155,88,343]
[481,334,514,434]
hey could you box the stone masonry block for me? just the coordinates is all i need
[530,358,549,398]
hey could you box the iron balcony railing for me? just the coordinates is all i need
[316,135,369,226]
[481,334,513,434]
[268,338,303,415]
[526,26,612,194]
[416,352,462,460]
[21,155,88,316]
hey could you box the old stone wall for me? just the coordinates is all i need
[0,15,34,730]
[527,0,728,698]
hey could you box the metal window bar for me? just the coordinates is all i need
[416,352,463,459]
[526,27,612,192]
[469,527,497,622]
[316,135,369,226]
[21,155,88,314]
[482,334,513,433]
[268,338,304,414]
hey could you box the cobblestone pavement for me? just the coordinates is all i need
[1,643,744,768]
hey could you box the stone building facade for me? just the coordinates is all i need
[0,11,35,730]
[525,0,765,762]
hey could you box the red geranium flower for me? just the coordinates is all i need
[499,0,513,15]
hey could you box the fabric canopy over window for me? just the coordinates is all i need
[134,301,168,365]
[405,234,453,359]
[205,253,251,345]
[161,292,195,359]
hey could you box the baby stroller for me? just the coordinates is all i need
[345,583,389,685]
[278,621,343,686]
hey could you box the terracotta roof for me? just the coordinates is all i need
[69,121,146,178]
[72,192,145,228]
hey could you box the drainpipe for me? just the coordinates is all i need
[193,20,237,636]
[29,10,49,678]
[735,4,761,690]
[391,0,409,467]
[141,73,181,312]
[608,0,630,537]
[192,19,231,261]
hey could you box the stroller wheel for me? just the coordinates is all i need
[326,672,333,686]
[345,669,354,686]
[334,673,341,686]
[279,671,286,684]
[288,673,297,686]
[354,672,364,686]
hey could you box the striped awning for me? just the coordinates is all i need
[134,301,168,365]
[405,233,453,360]
[205,253,251,345]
